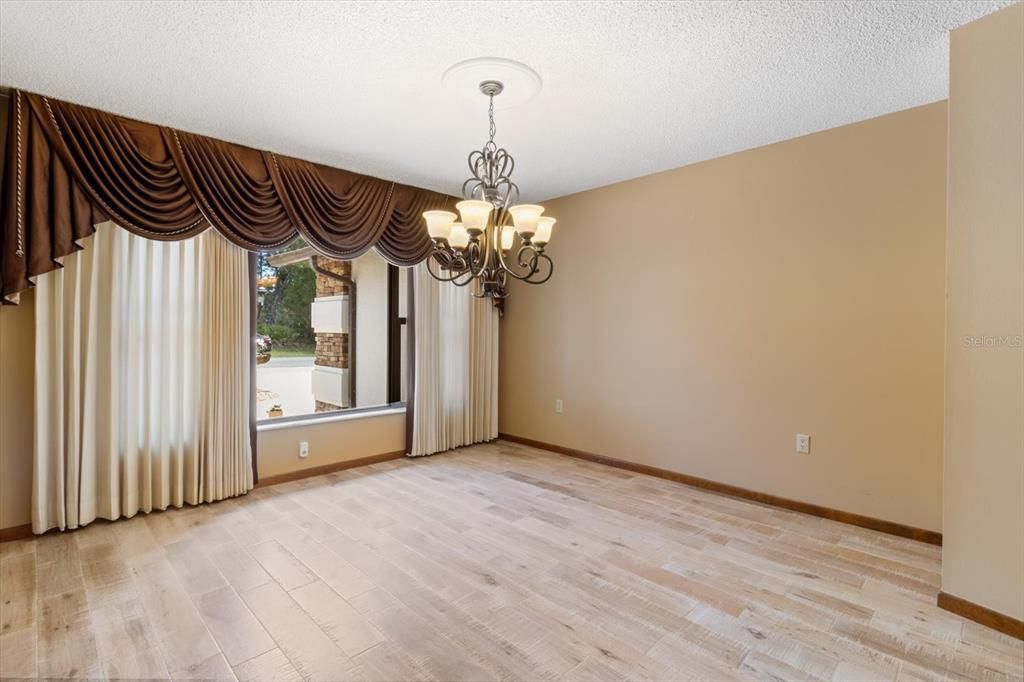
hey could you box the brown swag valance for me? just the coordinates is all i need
[0,89,452,303]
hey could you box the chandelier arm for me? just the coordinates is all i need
[516,244,540,272]
[465,238,490,279]
[524,251,554,285]
[504,181,520,207]
[427,247,492,288]
[495,239,542,282]
[426,249,473,284]
[467,150,484,180]
[496,180,518,212]
[477,231,494,275]
[472,268,498,298]
[462,178,482,199]
[486,146,497,187]
[494,188,510,226]
[519,244,545,280]
[448,247,479,288]
[426,252,460,283]
[448,270,477,287]
[436,239,489,288]
[497,148,514,181]
[494,269,510,298]
[492,149,511,182]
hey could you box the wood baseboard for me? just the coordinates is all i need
[498,433,942,546]
[255,450,407,487]
[0,523,33,543]
[938,591,1024,640]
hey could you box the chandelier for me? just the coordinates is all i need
[422,79,555,300]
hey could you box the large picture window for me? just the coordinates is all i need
[255,239,407,422]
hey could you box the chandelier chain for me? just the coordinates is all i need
[488,95,496,143]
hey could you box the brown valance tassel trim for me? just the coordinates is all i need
[0,89,452,304]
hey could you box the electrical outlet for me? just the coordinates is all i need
[299,440,310,458]
[796,434,810,454]
[555,399,564,414]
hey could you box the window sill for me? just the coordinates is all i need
[256,405,406,432]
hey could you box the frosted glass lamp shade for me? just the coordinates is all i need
[455,200,493,236]
[500,224,516,251]
[423,210,456,240]
[448,223,470,250]
[533,216,556,245]
[508,204,544,237]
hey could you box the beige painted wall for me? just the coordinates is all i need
[0,289,35,529]
[501,102,948,532]
[942,3,1024,621]
[257,410,406,479]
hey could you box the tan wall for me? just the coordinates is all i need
[256,411,406,479]
[942,3,1024,621]
[500,102,948,532]
[0,289,35,529]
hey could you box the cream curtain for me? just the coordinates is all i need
[33,222,253,534]
[409,263,499,456]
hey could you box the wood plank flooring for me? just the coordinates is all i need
[1,440,1021,681]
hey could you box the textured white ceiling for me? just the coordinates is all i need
[0,1,1012,201]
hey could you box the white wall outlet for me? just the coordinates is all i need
[555,399,564,414]
[796,434,810,454]
[298,440,310,458]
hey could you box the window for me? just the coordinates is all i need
[255,238,407,422]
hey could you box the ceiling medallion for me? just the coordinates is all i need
[423,60,554,300]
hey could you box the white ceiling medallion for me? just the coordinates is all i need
[441,57,542,109]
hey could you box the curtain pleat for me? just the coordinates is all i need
[409,263,499,457]
[32,222,252,534]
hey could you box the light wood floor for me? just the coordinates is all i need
[1,440,1021,681]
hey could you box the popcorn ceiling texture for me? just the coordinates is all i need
[0,1,1012,200]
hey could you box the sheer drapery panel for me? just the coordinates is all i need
[409,263,498,456]
[33,222,252,533]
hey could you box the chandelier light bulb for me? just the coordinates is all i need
[455,200,493,236]
[448,223,470,250]
[508,204,545,237]
[500,224,516,251]
[423,210,457,241]
[533,216,556,246]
